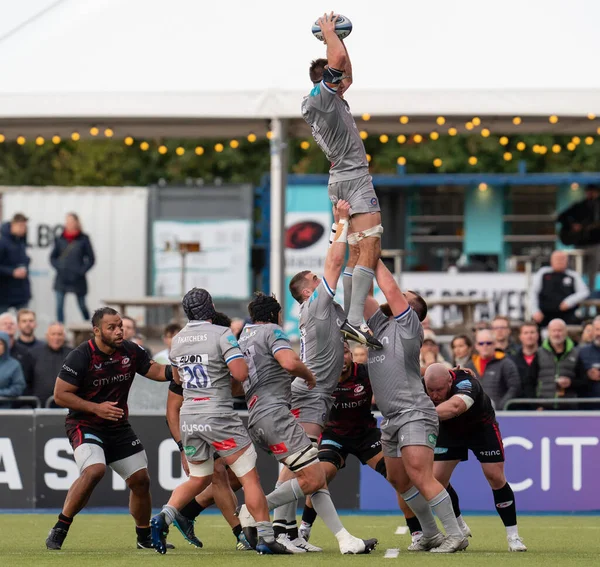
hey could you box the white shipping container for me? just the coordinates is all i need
[0,186,148,331]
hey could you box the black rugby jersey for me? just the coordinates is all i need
[58,338,152,429]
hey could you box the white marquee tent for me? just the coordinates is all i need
[1,0,599,300]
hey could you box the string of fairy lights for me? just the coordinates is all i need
[0,114,599,168]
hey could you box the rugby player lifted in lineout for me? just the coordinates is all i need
[302,12,383,350]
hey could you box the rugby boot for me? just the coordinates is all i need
[507,536,527,552]
[430,535,469,553]
[339,535,378,554]
[291,537,322,552]
[341,320,383,350]
[46,527,68,550]
[255,536,294,555]
[173,511,203,548]
[408,531,444,551]
[236,531,254,551]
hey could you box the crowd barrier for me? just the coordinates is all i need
[0,410,598,512]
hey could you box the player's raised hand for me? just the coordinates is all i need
[318,11,339,34]
[336,199,351,220]
[94,401,124,421]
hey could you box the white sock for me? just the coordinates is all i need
[506,525,519,538]
[334,527,351,543]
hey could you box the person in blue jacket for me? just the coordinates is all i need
[0,213,31,313]
[50,213,95,323]
[0,330,26,407]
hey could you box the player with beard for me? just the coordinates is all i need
[164,311,252,551]
[46,307,175,551]
[424,363,527,552]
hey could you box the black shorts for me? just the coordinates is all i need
[434,421,504,463]
[66,422,144,465]
[318,428,382,470]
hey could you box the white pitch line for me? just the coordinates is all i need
[395,526,409,535]
[384,548,400,558]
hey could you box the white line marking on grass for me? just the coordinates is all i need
[395,526,408,535]
[384,548,400,558]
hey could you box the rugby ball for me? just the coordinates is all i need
[311,14,352,41]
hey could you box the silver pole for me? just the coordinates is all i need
[269,118,288,312]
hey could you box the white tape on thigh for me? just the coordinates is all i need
[188,457,215,478]
[110,450,148,481]
[283,444,319,472]
[74,443,106,473]
[350,223,384,243]
[229,444,257,478]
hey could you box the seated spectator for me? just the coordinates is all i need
[510,322,540,400]
[466,329,521,410]
[16,308,44,349]
[576,315,600,406]
[121,315,152,357]
[230,317,245,339]
[579,320,594,346]
[352,345,368,364]
[450,334,473,367]
[531,250,589,327]
[0,312,35,395]
[153,323,183,365]
[30,323,71,408]
[492,315,518,356]
[0,330,25,407]
[534,318,583,409]
[420,330,452,373]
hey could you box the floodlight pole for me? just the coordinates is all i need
[269,117,288,315]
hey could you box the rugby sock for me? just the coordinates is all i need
[136,526,151,541]
[232,524,242,541]
[348,266,375,327]
[256,521,275,544]
[286,520,299,540]
[429,489,463,537]
[302,504,318,526]
[161,504,178,526]
[180,498,204,520]
[265,479,304,510]
[311,489,345,538]
[446,483,461,517]
[54,513,73,532]
[400,487,438,537]
[493,483,518,529]
[343,267,354,315]
[273,502,296,537]
[405,515,422,536]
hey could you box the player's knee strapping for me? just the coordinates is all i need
[229,444,257,478]
[348,224,383,245]
[317,447,344,470]
[283,444,319,473]
[188,457,215,478]
[375,457,387,478]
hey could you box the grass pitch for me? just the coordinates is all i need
[1,513,598,567]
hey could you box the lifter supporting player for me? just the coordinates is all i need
[424,363,527,552]
[303,12,382,348]
[46,308,175,551]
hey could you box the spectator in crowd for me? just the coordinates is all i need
[579,320,594,346]
[0,213,31,312]
[466,329,521,410]
[472,320,491,333]
[510,322,540,399]
[0,312,34,396]
[533,318,583,409]
[531,250,589,327]
[153,323,183,365]
[576,315,600,405]
[50,212,95,324]
[121,315,152,356]
[229,317,245,339]
[16,309,44,349]
[30,323,71,408]
[420,330,452,373]
[0,330,26,407]
[421,315,432,331]
[352,344,368,364]
[450,334,473,367]
[492,315,518,356]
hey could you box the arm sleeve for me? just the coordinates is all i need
[530,268,545,314]
[134,343,153,376]
[562,271,590,308]
[57,349,89,387]
[268,325,293,355]
[307,280,335,320]
[220,331,244,364]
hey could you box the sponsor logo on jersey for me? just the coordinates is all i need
[370,197,378,206]
[122,357,130,367]
[92,373,132,386]
[62,364,77,375]
[177,334,208,343]
[496,500,514,508]
[94,363,103,370]
[369,354,386,364]
[269,442,288,455]
[291,408,301,419]
[212,438,238,452]
[273,329,288,341]
[354,384,365,394]
[479,449,501,456]
[285,221,325,250]
[456,380,471,390]
[428,433,438,445]
[182,422,213,433]
[248,395,258,409]
[184,445,196,457]
[226,334,239,348]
